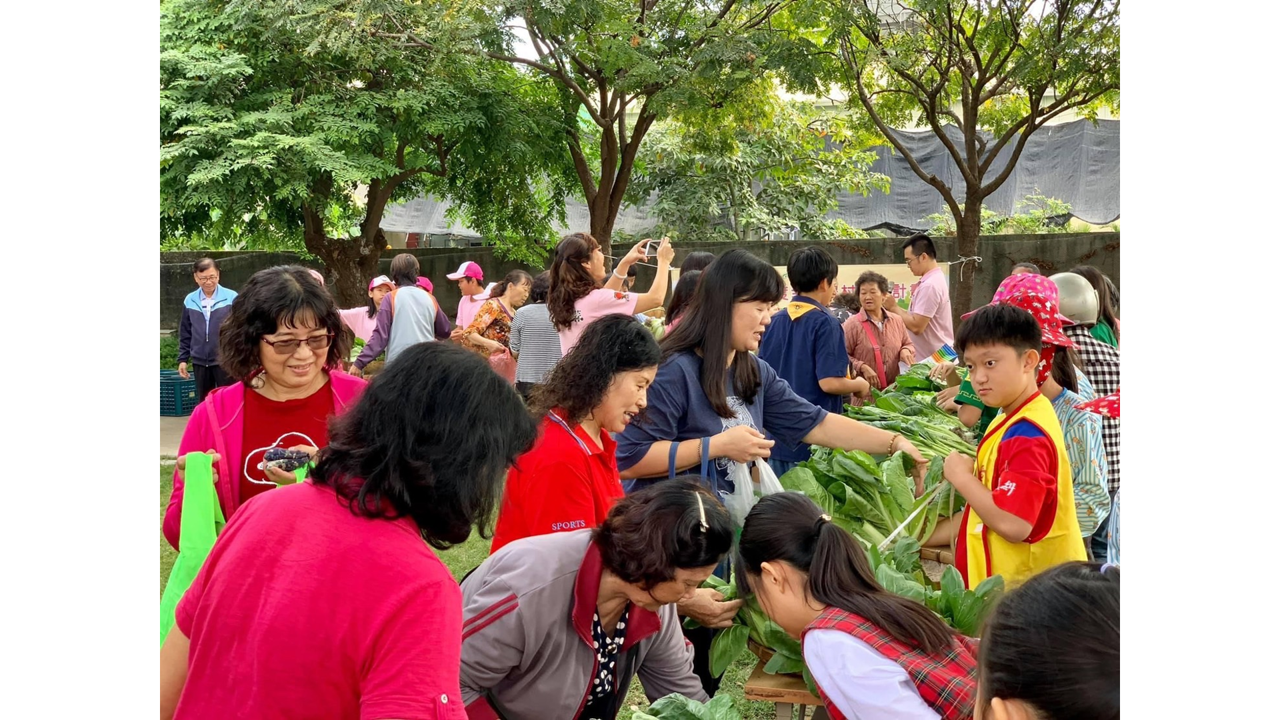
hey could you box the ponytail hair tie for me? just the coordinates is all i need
[819,514,832,522]
[1100,562,1116,573]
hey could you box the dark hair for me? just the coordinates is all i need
[1049,346,1082,394]
[548,232,602,330]
[532,314,661,424]
[193,257,219,274]
[660,249,785,418]
[679,251,716,275]
[665,270,702,326]
[493,269,533,299]
[389,253,420,287]
[831,292,860,313]
[955,304,1042,359]
[1069,266,1119,343]
[979,562,1119,720]
[626,264,638,278]
[1013,262,1041,275]
[593,478,733,589]
[217,265,351,381]
[854,271,890,295]
[310,342,537,549]
[901,233,937,260]
[737,493,957,655]
[787,246,839,293]
[529,271,551,304]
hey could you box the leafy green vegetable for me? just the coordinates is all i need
[708,624,749,678]
[635,693,744,720]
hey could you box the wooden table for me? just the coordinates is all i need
[741,661,828,720]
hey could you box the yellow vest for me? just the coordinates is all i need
[960,393,1086,590]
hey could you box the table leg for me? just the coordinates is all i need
[776,702,794,720]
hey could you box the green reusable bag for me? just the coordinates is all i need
[160,452,225,645]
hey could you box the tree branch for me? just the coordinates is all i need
[566,128,598,202]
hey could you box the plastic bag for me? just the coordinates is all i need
[160,452,224,645]
[489,348,517,384]
[720,458,785,528]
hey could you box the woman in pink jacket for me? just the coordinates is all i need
[164,266,367,550]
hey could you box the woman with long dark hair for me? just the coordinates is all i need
[615,248,927,694]
[548,232,675,355]
[490,314,661,554]
[161,342,538,720]
[1068,265,1119,348]
[737,493,979,720]
[509,271,562,401]
[664,269,702,332]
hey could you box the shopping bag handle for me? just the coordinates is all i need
[668,437,711,482]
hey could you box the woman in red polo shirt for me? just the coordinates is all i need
[490,313,661,554]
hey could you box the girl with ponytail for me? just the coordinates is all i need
[737,493,979,720]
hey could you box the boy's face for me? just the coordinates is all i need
[962,343,1040,408]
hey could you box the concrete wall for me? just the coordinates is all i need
[160,233,1118,330]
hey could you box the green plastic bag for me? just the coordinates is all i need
[160,452,224,645]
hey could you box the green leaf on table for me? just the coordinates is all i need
[709,624,749,678]
[890,537,922,575]
[763,652,806,675]
[940,565,966,616]
[875,563,930,603]
[761,620,803,658]
[780,468,840,518]
[704,694,745,720]
[802,665,820,698]
[642,693,708,720]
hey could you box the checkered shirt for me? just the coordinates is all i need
[1065,325,1120,493]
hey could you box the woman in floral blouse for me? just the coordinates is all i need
[463,270,533,357]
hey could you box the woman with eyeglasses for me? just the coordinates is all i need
[162,265,367,551]
[548,232,675,356]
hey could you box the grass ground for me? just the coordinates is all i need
[159,464,778,719]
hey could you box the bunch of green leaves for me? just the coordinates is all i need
[632,693,742,720]
[161,335,180,369]
[628,99,889,243]
[843,384,978,461]
[863,543,1005,638]
[925,193,1074,237]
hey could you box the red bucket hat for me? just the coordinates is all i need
[963,273,1075,348]
[1076,390,1120,419]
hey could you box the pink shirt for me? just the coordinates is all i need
[557,288,639,355]
[173,482,466,720]
[455,292,489,331]
[339,307,378,343]
[907,267,954,361]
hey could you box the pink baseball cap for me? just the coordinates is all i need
[368,275,394,291]
[446,261,484,281]
[307,269,326,285]
[416,276,434,292]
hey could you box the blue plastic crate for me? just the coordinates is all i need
[161,370,198,416]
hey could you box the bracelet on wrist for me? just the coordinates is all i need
[887,433,901,455]
[612,267,628,280]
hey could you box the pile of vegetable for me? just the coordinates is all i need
[782,449,963,549]
[633,693,742,720]
[845,368,977,461]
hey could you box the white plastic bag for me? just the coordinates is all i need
[720,458,785,527]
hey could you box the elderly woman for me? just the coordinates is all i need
[163,266,366,551]
[509,272,563,402]
[491,314,661,555]
[464,269,533,357]
[461,479,732,720]
[842,271,915,396]
[160,343,538,720]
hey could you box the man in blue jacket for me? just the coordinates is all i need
[178,258,238,403]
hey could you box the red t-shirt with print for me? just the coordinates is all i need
[240,382,334,504]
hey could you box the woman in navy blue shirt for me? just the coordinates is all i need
[615,249,926,695]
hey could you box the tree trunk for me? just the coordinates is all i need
[952,193,985,327]
[302,205,385,308]
[590,211,617,262]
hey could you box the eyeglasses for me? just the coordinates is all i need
[261,333,334,355]
[196,274,220,282]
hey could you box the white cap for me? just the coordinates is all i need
[368,275,394,291]
[477,282,497,300]
[445,261,484,281]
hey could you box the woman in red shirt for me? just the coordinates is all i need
[490,313,661,554]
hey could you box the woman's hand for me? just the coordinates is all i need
[859,364,880,389]
[929,361,955,382]
[891,437,928,496]
[711,425,775,463]
[900,348,916,366]
[176,450,220,485]
[654,236,675,265]
[621,238,653,269]
[677,588,744,629]
[264,445,317,485]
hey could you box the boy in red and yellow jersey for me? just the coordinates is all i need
[931,303,1086,589]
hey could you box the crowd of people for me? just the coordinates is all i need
[164,235,1120,720]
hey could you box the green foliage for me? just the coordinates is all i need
[160,0,574,266]
[801,0,1120,245]
[629,99,889,242]
[633,693,743,720]
[161,335,180,369]
[925,192,1073,236]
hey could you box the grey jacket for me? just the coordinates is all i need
[459,529,708,719]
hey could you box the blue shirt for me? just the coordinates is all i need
[616,350,827,497]
[756,296,852,463]
[1050,388,1110,536]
